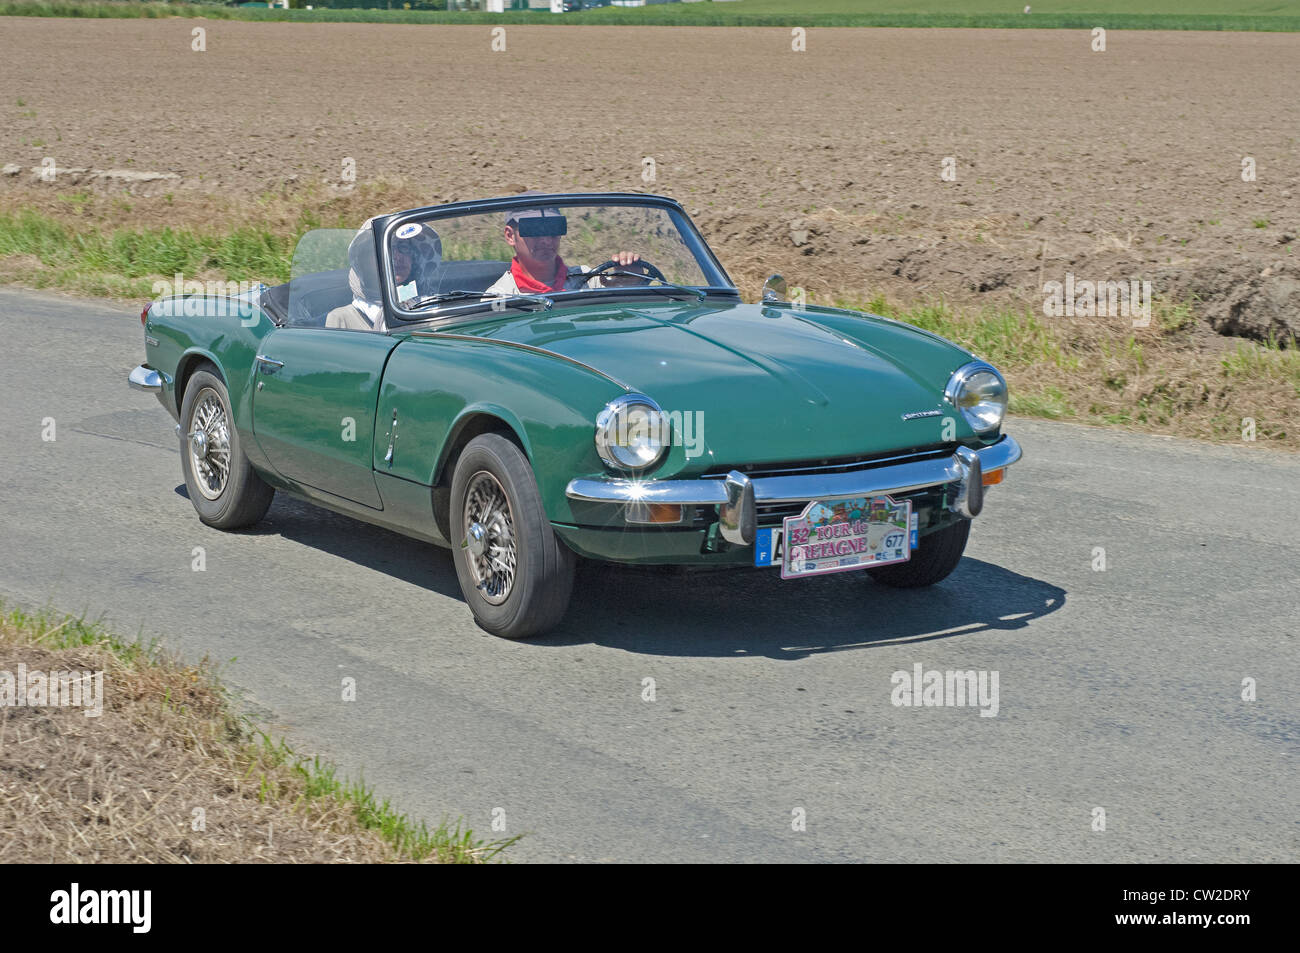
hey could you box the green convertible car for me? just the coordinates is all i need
[129,192,1021,638]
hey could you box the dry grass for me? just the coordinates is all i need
[0,605,513,863]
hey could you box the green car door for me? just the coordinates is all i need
[251,327,399,508]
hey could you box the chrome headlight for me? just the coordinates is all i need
[595,394,669,472]
[945,361,1007,435]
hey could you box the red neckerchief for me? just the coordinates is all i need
[511,256,567,293]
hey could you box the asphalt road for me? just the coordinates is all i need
[1,287,1295,863]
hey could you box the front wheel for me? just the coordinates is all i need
[867,518,970,588]
[449,433,575,639]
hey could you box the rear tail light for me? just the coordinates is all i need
[141,304,150,326]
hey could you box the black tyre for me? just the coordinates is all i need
[867,518,970,588]
[450,433,575,639]
[179,367,274,529]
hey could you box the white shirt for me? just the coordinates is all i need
[484,270,525,296]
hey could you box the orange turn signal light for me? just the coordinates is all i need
[641,503,684,523]
[982,468,1005,487]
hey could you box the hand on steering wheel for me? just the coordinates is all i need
[572,255,667,288]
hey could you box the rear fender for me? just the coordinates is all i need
[147,294,276,466]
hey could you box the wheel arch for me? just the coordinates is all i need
[175,350,225,415]
[431,409,530,541]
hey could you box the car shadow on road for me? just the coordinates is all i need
[185,485,1065,657]
[544,558,1066,659]
[178,487,467,601]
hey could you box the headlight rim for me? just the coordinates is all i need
[594,393,670,474]
[944,360,1008,436]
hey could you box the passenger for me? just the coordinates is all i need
[325,221,384,331]
[486,193,644,295]
[326,220,442,330]
[390,221,443,305]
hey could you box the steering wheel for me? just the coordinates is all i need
[571,258,667,288]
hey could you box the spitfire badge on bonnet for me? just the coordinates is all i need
[901,409,943,421]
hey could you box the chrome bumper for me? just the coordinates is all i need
[128,365,163,393]
[565,435,1022,545]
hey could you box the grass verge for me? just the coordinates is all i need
[835,292,1298,446]
[0,600,518,862]
[2,0,1300,32]
[1,189,1295,448]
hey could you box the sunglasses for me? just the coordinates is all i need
[512,215,568,238]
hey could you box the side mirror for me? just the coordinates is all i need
[760,274,788,304]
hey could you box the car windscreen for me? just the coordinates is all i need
[381,200,734,320]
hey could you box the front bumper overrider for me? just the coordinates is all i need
[565,435,1022,546]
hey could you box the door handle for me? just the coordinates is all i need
[256,355,285,375]
[384,410,398,467]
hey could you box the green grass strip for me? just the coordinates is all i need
[3,1,1300,32]
[0,207,294,297]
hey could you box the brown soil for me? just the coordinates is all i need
[2,19,1298,320]
[1,19,1297,449]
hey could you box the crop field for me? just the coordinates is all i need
[5,0,1300,31]
[1,17,1298,443]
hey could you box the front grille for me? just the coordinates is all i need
[692,446,957,528]
[700,445,956,482]
[753,484,947,527]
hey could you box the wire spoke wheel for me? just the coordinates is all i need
[449,433,575,638]
[178,367,274,530]
[462,470,517,605]
[188,388,232,501]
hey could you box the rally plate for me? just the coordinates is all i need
[754,496,917,579]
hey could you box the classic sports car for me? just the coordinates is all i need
[129,192,1021,638]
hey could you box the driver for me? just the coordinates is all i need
[485,194,645,296]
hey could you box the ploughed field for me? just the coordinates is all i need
[1,18,1298,339]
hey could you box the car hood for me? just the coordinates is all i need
[452,300,978,471]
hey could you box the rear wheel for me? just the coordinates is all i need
[179,368,274,529]
[450,433,575,639]
[867,518,970,588]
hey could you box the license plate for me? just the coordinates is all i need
[754,496,916,578]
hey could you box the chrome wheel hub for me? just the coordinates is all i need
[466,522,488,559]
[462,471,516,605]
[188,389,232,501]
